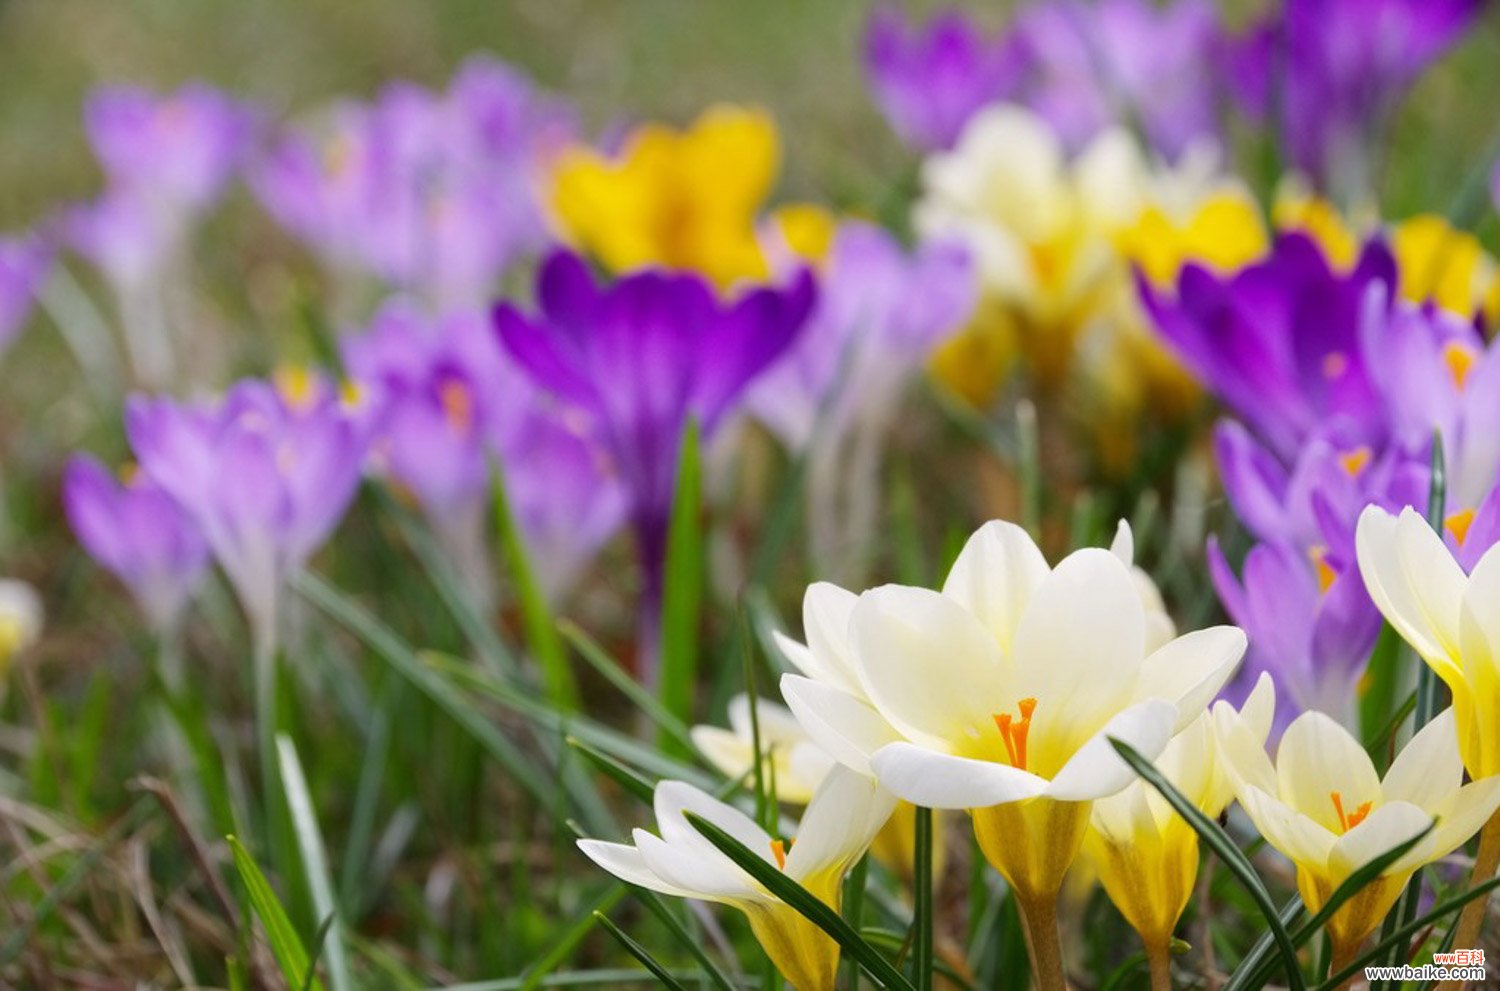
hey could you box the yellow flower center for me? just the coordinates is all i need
[1338,446,1372,478]
[275,365,318,411]
[1308,545,1336,594]
[993,698,1038,771]
[1330,791,1372,834]
[119,461,141,486]
[1445,508,1476,547]
[1443,340,1477,391]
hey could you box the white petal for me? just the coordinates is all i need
[781,674,902,776]
[1134,626,1247,732]
[1109,520,1134,566]
[1460,543,1500,685]
[869,742,1047,809]
[1211,687,1279,798]
[1428,776,1500,864]
[691,726,754,781]
[1381,709,1465,809]
[1239,785,1337,870]
[941,520,1050,651]
[1238,672,1277,745]
[654,781,770,858]
[634,829,763,903]
[1043,699,1177,801]
[783,767,897,880]
[1276,712,1381,832]
[850,585,1009,750]
[1356,506,1463,676]
[1329,802,1434,879]
[1011,548,1146,732]
[576,840,691,897]
[802,582,863,694]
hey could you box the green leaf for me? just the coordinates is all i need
[592,912,691,991]
[634,890,739,991]
[557,619,694,750]
[1110,738,1306,991]
[1221,896,1304,991]
[517,885,629,991]
[276,735,353,991]
[566,736,656,804]
[493,461,578,709]
[685,812,918,991]
[1359,625,1407,763]
[659,416,704,757]
[228,835,326,991]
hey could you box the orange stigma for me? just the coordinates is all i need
[993,698,1038,770]
[1308,546,1336,594]
[1338,446,1372,478]
[1330,792,1372,833]
[1443,340,1477,391]
[770,839,789,870]
[1322,351,1349,379]
[439,379,475,434]
[1446,508,1477,547]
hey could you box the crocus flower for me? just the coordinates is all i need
[62,454,208,633]
[1224,0,1480,197]
[862,6,1021,151]
[1085,674,1274,965]
[125,378,367,643]
[784,518,1244,984]
[0,234,51,354]
[495,250,813,673]
[691,695,835,805]
[578,767,894,991]
[0,578,42,700]
[748,222,975,580]
[548,105,780,289]
[1215,703,1500,963]
[85,83,255,216]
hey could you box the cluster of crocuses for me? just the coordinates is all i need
[585,515,1500,990]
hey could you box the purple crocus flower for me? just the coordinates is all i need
[62,454,209,632]
[0,234,52,354]
[254,56,572,305]
[85,83,256,214]
[1224,0,1480,193]
[863,6,1022,151]
[495,251,814,673]
[124,379,367,642]
[1140,232,1397,462]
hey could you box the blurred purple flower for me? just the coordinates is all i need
[0,234,52,353]
[495,251,814,670]
[1223,0,1480,192]
[863,6,1022,151]
[63,454,208,632]
[66,190,175,291]
[254,55,573,305]
[1141,231,1397,462]
[863,0,1221,157]
[85,83,256,214]
[125,379,367,640]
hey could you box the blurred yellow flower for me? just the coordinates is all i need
[549,105,781,288]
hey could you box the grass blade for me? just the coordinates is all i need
[686,812,918,991]
[558,619,694,750]
[635,890,739,991]
[659,417,703,758]
[566,736,656,804]
[592,912,691,991]
[517,885,629,991]
[1110,738,1306,991]
[1221,896,1304,991]
[276,735,353,991]
[228,835,326,991]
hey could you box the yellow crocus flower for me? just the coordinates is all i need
[1391,214,1500,323]
[549,105,779,288]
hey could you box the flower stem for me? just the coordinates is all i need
[1438,809,1500,991]
[1326,937,1360,991]
[1016,892,1067,991]
[1146,938,1172,991]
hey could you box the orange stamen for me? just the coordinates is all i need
[770,839,788,870]
[1330,791,1373,833]
[993,698,1038,771]
[1446,508,1477,547]
[439,379,475,434]
[1337,446,1372,478]
[1308,546,1336,594]
[1322,351,1349,379]
[1443,340,1477,391]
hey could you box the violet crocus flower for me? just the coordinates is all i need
[124,378,367,644]
[254,55,572,305]
[1224,0,1480,195]
[495,251,814,674]
[1140,232,1397,463]
[62,454,208,633]
[0,234,52,354]
[748,223,975,580]
[863,6,1022,151]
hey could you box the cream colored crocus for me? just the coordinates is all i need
[1355,503,1500,959]
[0,579,41,701]
[578,766,894,991]
[1086,674,1274,990]
[786,519,1244,991]
[691,694,835,805]
[1215,703,1500,975]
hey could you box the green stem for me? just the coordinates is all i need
[913,807,933,991]
[1146,938,1172,991]
[1016,893,1066,991]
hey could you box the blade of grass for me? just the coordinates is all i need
[517,884,629,991]
[301,914,337,991]
[557,619,693,750]
[1111,739,1305,991]
[276,735,352,991]
[659,417,704,758]
[228,835,326,991]
[686,812,918,991]
[592,912,691,991]
[1220,896,1304,991]
[567,736,656,804]
[635,890,739,991]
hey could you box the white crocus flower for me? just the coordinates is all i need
[1085,674,1274,970]
[1215,704,1500,964]
[690,694,835,805]
[578,766,894,991]
[0,578,41,698]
